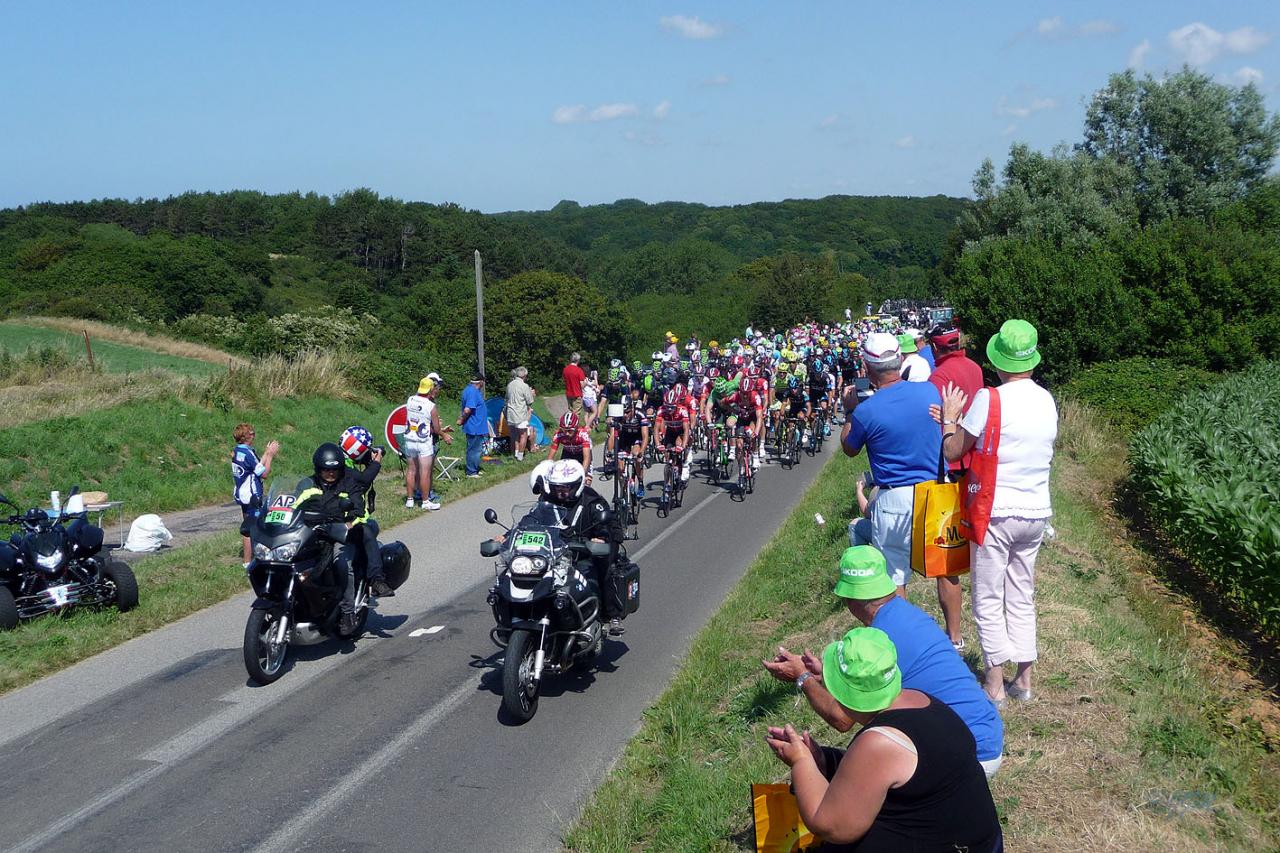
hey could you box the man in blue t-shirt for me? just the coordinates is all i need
[764,546,1004,778]
[457,373,489,477]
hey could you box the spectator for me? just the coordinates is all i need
[505,367,536,461]
[908,328,934,369]
[841,334,964,648]
[232,423,278,567]
[581,369,599,430]
[927,325,982,417]
[937,319,1058,705]
[404,377,450,510]
[897,333,932,382]
[764,546,1004,778]
[563,353,586,416]
[765,627,1001,852]
[457,372,489,478]
[847,472,875,547]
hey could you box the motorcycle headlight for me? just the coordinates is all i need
[510,556,537,576]
[271,542,300,562]
[253,542,273,560]
[35,549,65,571]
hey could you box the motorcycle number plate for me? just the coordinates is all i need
[264,508,293,525]
[514,531,549,552]
[45,584,70,606]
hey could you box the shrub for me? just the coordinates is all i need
[1059,357,1218,434]
[353,347,474,401]
[1129,362,1280,638]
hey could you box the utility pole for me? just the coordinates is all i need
[474,250,485,377]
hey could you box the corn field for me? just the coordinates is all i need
[1130,362,1280,638]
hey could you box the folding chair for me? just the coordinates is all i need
[435,454,462,482]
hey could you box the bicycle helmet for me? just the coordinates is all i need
[546,459,586,506]
[312,442,345,483]
[707,366,721,379]
[558,411,580,431]
[610,358,622,369]
[663,388,683,408]
[339,425,374,462]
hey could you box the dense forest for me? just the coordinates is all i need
[0,191,964,383]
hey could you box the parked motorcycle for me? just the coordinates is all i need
[483,501,639,723]
[242,477,410,684]
[0,488,137,629]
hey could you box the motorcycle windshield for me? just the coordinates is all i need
[259,475,313,532]
[507,502,569,558]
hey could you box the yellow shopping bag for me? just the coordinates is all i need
[751,784,820,853]
[911,476,970,578]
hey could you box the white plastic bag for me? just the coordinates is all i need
[125,514,173,552]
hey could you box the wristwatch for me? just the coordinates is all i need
[795,671,815,692]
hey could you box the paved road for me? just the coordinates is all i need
[0,442,835,853]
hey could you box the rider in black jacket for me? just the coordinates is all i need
[297,443,372,635]
[538,458,628,636]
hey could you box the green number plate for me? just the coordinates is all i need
[264,508,292,525]
[514,531,549,551]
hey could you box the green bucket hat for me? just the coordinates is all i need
[833,546,896,600]
[821,626,902,713]
[986,319,1042,373]
[896,333,918,354]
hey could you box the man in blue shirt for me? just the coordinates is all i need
[457,373,489,477]
[764,546,1003,778]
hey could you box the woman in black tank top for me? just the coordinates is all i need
[766,627,1001,852]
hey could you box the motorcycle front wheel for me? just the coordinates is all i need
[244,608,289,685]
[502,629,540,723]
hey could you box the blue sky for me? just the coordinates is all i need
[1,2,1277,212]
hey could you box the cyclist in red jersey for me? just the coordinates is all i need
[547,411,594,484]
[718,383,764,474]
[654,388,693,482]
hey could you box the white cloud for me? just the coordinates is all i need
[1232,66,1264,86]
[652,100,671,120]
[819,113,839,129]
[1002,124,1018,136]
[1128,39,1151,68]
[1168,22,1271,66]
[894,134,916,149]
[552,102,640,124]
[1034,16,1118,39]
[701,72,732,86]
[660,14,722,40]
[994,95,1057,118]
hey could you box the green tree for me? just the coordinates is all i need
[742,254,833,330]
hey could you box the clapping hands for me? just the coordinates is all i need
[765,724,822,768]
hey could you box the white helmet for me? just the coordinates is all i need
[529,460,555,495]
[546,459,586,505]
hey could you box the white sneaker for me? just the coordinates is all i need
[405,498,415,508]
[424,500,441,511]
[515,451,523,461]
[682,465,691,482]
[729,448,736,461]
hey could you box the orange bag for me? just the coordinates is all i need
[751,783,819,852]
[911,442,971,578]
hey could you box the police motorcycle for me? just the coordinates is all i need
[0,487,137,629]
[482,464,639,723]
[242,474,410,685]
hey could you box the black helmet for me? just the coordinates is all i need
[312,442,345,479]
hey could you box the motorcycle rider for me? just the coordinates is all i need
[533,458,628,637]
[296,442,374,635]
[339,426,393,598]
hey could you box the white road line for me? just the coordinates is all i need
[251,673,482,853]
[409,625,444,637]
[631,490,720,562]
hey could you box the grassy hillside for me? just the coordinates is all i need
[0,321,229,376]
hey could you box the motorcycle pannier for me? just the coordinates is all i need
[608,559,640,616]
[380,541,412,591]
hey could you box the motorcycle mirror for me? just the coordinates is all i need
[483,508,499,525]
[479,540,502,558]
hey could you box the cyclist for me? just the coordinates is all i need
[654,388,693,484]
[806,357,831,445]
[609,396,651,498]
[547,411,594,485]
[716,378,764,478]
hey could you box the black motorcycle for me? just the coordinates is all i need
[242,477,410,685]
[482,501,639,723]
[0,488,138,629]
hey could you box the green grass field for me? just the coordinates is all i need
[0,322,226,376]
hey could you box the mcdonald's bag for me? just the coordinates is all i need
[911,443,970,578]
[751,783,819,852]
[960,387,1001,546]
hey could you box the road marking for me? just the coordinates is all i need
[251,673,483,853]
[409,625,444,637]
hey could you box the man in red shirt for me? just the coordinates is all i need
[926,323,985,651]
[563,351,587,416]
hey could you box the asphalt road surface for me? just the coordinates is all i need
[0,441,835,853]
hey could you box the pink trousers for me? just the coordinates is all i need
[971,516,1046,669]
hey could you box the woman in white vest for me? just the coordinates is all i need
[404,377,450,511]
